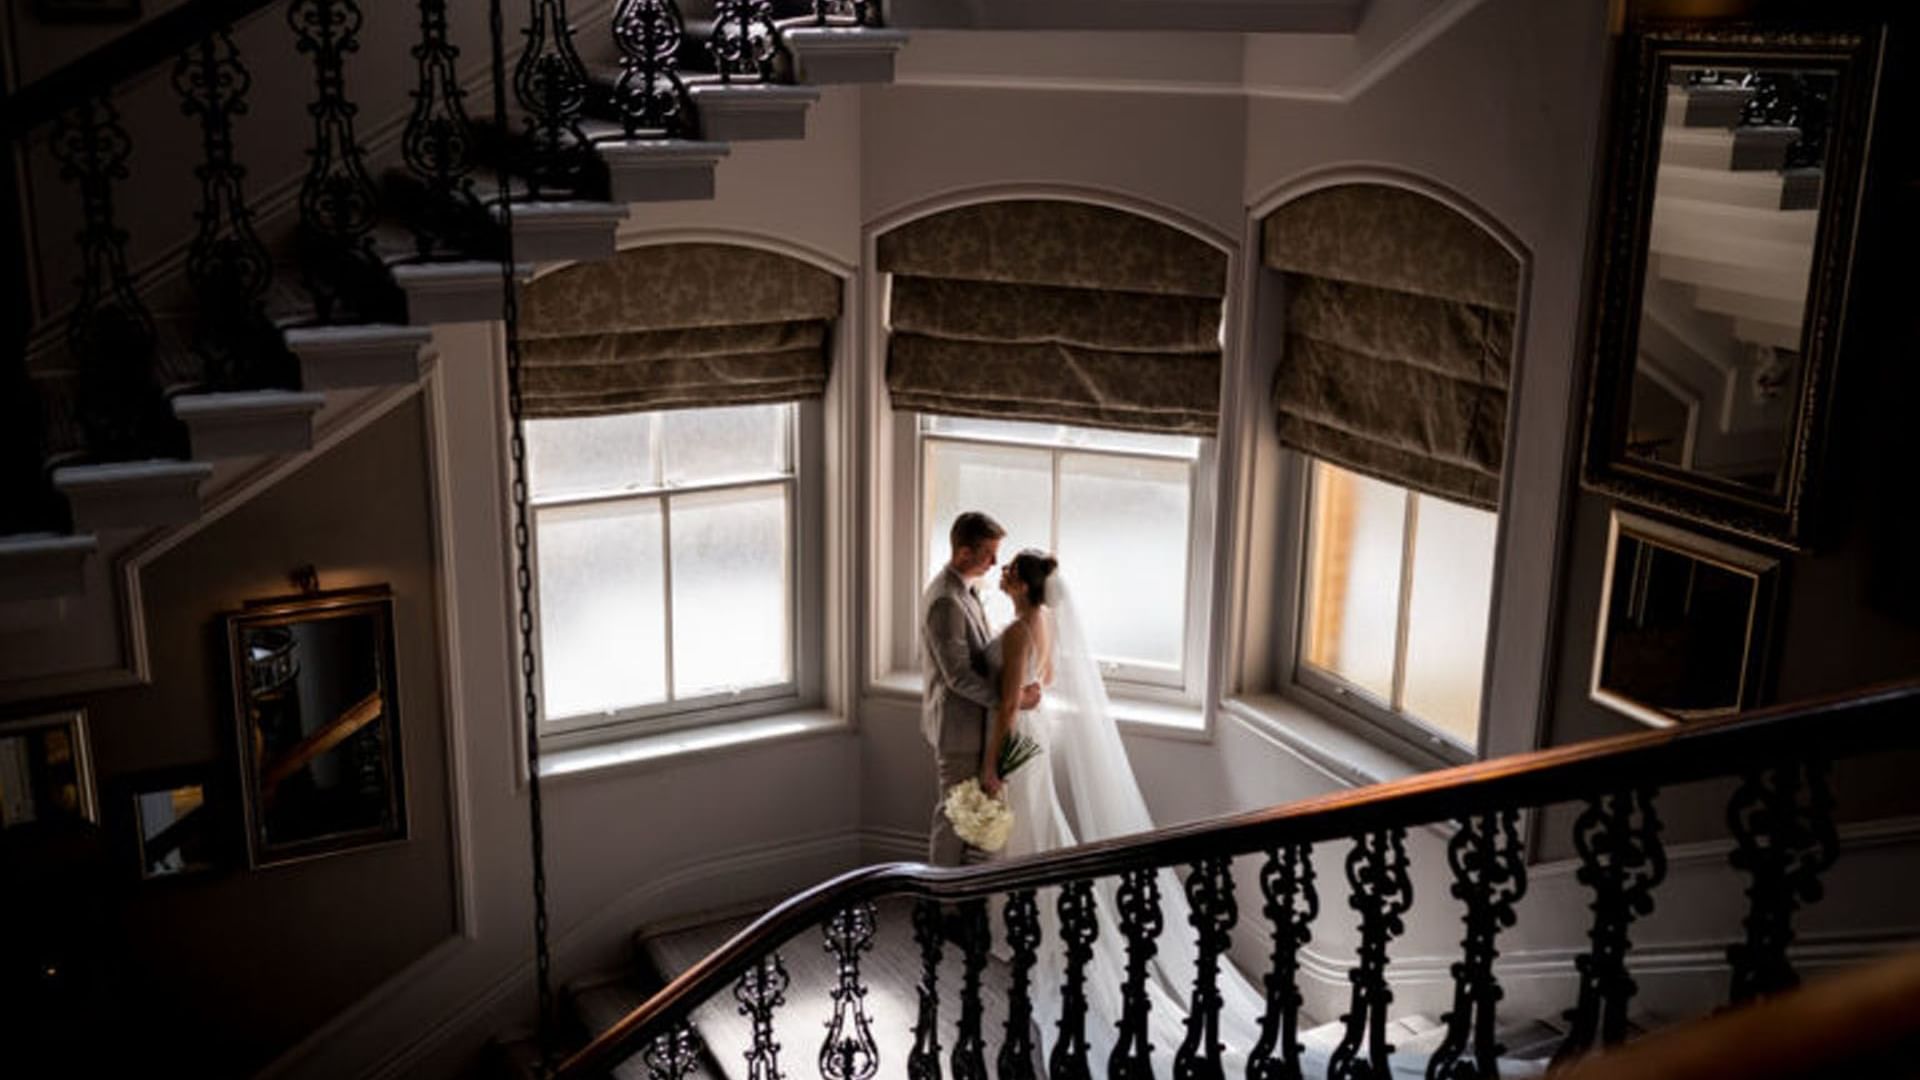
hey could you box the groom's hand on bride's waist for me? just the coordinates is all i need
[1019,682,1042,710]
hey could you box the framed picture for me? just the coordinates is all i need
[31,0,141,23]
[226,587,407,868]
[122,765,222,881]
[0,708,98,831]
[1590,510,1782,728]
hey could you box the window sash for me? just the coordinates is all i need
[531,402,805,739]
[1294,461,1487,760]
[917,421,1207,694]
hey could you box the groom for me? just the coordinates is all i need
[922,510,1041,866]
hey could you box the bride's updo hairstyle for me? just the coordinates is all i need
[1010,550,1060,606]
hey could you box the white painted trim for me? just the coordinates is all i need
[860,184,1242,729]
[1234,164,1543,774]
[423,357,482,944]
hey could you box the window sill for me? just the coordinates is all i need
[1221,693,1435,789]
[865,669,1206,739]
[538,708,850,781]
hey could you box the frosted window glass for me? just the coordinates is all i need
[1058,453,1191,670]
[1302,462,1406,703]
[662,404,792,486]
[669,485,791,697]
[535,501,668,719]
[923,440,1053,631]
[1402,494,1497,747]
[526,413,657,499]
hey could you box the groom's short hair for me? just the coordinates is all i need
[950,511,1005,551]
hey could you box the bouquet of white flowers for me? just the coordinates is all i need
[943,730,1042,853]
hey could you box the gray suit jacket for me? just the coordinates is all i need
[921,567,999,755]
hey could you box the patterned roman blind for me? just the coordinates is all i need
[879,200,1229,436]
[518,243,841,417]
[1263,184,1521,508]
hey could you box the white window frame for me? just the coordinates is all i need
[910,414,1217,705]
[1287,457,1493,767]
[529,401,827,750]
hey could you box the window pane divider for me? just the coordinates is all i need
[661,495,677,702]
[922,431,1200,465]
[531,472,796,511]
[1389,490,1419,712]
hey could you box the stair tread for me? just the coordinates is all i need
[0,532,96,555]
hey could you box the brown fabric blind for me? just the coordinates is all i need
[879,200,1228,436]
[519,243,840,417]
[1263,185,1521,508]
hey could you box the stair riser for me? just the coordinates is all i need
[608,162,720,203]
[698,107,810,141]
[794,49,896,84]
[402,281,511,326]
[183,416,317,460]
[0,555,90,605]
[301,350,425,391]
[62,488,200,531]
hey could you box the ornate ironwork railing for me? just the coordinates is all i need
[610,0,694,138]
[553,681,1920,1080]
[514,0,595,198]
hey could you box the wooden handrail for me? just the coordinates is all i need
[1551,948,1920,1079]
[555,679,1920,1078]
[2,0,282,137]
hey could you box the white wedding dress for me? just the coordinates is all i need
[983,576,1267,1074]
[981,576,1546,1079]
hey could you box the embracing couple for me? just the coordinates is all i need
[918,510,1061,866]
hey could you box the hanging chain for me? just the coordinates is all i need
[489,0,556,1070]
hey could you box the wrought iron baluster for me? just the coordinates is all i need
[644,1020,705,1080]
[1552,789,1666,1068]
[175,27,286,391]
[908,899,944,1080]
[1426,811,1528,1080]
[513,0,593,198]
[1174,856,1237,1080]
[403,0,484,261]
[612,0,692,138]
[289,0,391,325]
[1327,829,1413,1080]
[1109,867,1164,1080]
[50,94,173,461]
[951,898,990,1080]
[1250,844,1318,1080]
[710,0,787,83]
[1000,889,1042,1080]
[1727,760,1838,1005]
[820,902,880,1080]
[1743,72,1833,172]
[735,952,789,1080]
[1051,879,1098,1080]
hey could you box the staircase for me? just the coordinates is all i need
[0,0,905,695]
[1634,71,1830,480]
[515,684,1920,1080]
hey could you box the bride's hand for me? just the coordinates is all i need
[1019,682,1042,710]
[980,768,1003,797]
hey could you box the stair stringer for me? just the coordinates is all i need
[0,369,431,704]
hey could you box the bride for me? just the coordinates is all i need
[978,550,1268,1074]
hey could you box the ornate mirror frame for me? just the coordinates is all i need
[1582,24,1883,548]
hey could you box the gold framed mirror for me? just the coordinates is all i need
[1582,24,1883,547]
[226,587,407,868]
